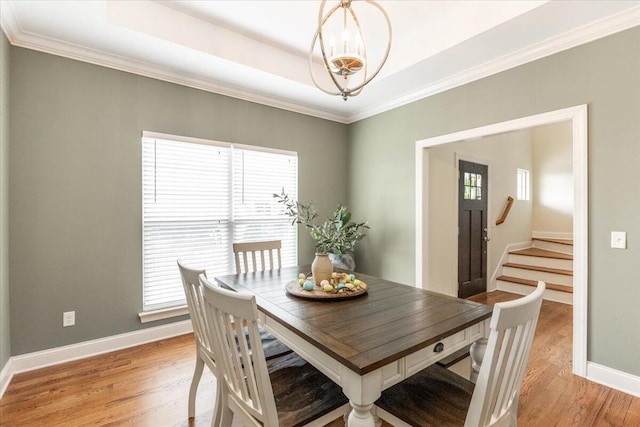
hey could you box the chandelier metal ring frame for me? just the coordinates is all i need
[309,0,392,101]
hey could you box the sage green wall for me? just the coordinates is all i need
[9,47,348,355]
[0,31,10,371]
[349,27,640,376]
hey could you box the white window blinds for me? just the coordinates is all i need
[142,134,298,311]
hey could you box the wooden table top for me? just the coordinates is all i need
[215,266,493,375]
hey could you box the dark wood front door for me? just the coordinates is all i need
[458,160,488,298]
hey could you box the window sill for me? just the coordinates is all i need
[139,305,189,323]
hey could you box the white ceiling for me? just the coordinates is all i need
[2,1,640,123]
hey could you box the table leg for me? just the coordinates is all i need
[347,402,375,427]
[340,367,382,427]
[469,337,488,383]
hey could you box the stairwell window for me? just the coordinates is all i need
[141,132,298,313]
[517,168,530,201]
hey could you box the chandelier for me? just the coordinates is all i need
[309,0,392,101]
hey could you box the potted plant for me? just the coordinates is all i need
[274,190,369,282]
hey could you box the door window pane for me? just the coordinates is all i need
[463,172,483,200]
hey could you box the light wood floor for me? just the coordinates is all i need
[1,291,639,426]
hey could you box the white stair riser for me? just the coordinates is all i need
[497,281,573,305]
[532,240,573,255]
[508,254,573,270]
[502,267,573,287]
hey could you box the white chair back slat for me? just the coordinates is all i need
[199,274,280,427]
[493,328,521,420]
[465,281,545,427]
[232,240,282,274]
[177,260,216,359]
[267,249,273,270]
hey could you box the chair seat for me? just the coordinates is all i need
[259,326,293,361]
[269,353,349,427]
[376,363,475,427]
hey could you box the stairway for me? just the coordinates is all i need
[497,238,573,304]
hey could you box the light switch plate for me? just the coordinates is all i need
[611,231,626,249]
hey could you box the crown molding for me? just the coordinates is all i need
[0,1,20,42]
[3,1,640,125]
[11,29,346,123]
[346,6,640,123]
[0,1,346,124]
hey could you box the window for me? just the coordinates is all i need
[463,172,482,200]
[517,168,530,201]
[142,132,297,311]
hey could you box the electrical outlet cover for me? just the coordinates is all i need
[63,311,75,327]
[611,231,626,249]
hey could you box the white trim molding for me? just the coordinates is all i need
[0,358,15,398]
[344,7,640,123]
[0,320,193,399]
[2,1,639,124]
[415,104,588,378]
[489,241,532,292]
[587,362,640,398]
[532,231,574,240]
[138,305,190,324]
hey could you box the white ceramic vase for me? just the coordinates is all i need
[311,253,333,285]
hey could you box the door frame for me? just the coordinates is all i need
[415,104,588,378]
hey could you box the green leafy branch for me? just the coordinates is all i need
[274,190,369,254]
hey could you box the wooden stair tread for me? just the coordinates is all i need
[509,247,573,260]
[532,237,574,246]
[503,262,573,276]
[497,275,573,293]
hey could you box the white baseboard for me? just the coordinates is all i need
[0,320,193,399]
[532,231,573,240]
[587,362,640,398]
[2,322,639,403]
[0,357,14,398]
[489,241,532,291]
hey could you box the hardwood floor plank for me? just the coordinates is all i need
[1,291,638,426]
[469,291,639,427]
[623,396,640,426]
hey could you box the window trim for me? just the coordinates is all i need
[139,305,189,323]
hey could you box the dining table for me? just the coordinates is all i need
[215,266,493,427]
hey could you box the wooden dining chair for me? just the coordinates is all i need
[198,274,350,427]
[177,259,292,423]
[375,281,546,427]
[233,240,282,274]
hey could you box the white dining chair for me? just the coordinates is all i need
[233,240,282,274]
[374,281,546,427]
[198,273,349,427]
[177,260,223,424]
[177,259,292,423]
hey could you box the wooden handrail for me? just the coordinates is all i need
[496,196,514,225]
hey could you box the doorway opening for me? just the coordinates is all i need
[414,105,588,378]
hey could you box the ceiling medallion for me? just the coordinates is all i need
[310,0,392,101]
